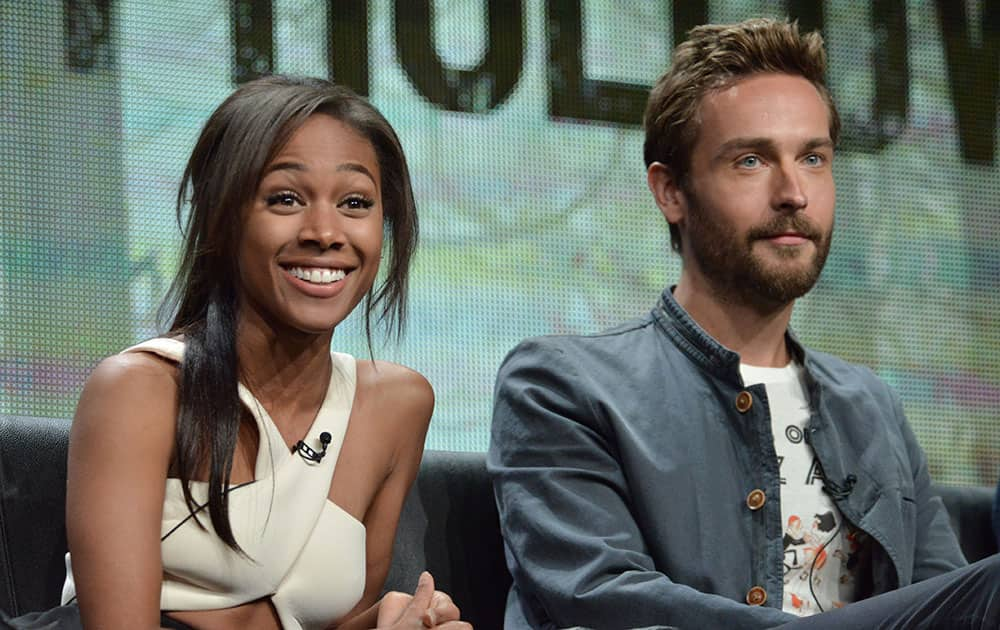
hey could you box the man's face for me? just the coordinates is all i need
[680,73,836,308]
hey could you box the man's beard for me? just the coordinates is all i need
[683,191,832,309]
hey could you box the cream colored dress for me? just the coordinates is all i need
[61,338,367,630]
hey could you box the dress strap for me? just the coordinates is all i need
[303,352,357,471]
[121,337,185,362]
[238,352,357,479]
[121,340,357,478]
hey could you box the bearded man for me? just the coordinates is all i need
[488,18,999,630]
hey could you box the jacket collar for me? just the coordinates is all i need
[651,285,809,386]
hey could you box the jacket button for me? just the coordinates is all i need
[746,489,766,510]
[735,391,753,413]
[746,586,767,606]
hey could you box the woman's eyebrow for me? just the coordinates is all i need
[261,161,376,185]
[337,162,376,184]
[262,160,307,176]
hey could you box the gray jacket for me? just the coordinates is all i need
[488,287,966,629]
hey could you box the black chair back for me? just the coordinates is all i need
[1,414,993,630]
[0,415,72,616]
[384,450,512,630]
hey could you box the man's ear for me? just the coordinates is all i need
[646,162,687,226]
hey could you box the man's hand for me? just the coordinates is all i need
[377,571,470,629]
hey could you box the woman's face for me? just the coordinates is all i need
[237,113,384,337]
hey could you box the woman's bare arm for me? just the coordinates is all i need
[358,363,435,604]
[66,352,179,629]
[331,361,470,629]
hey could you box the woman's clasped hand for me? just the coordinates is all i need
[376,573,471,629]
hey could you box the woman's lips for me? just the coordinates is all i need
[282,265,350,298]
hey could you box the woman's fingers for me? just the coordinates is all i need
[423,591,461,627]
[378,572,436,628]
[376,591,413,627]
[378,573,470,629]
[410,571,435,610]
[402,572,437,628]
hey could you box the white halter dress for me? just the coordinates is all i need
[61,338,367,629]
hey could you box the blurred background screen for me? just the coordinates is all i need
[2,1,998,485]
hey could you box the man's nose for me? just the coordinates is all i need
[772,164,808,212]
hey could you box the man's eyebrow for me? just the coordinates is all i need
[713,136,834,159]
[802,137,835,152]
[714,137,779,158]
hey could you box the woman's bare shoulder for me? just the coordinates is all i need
[349,362,433,512]
[83,350,179,402]
[73,350,180,444]
[354,360,434,427]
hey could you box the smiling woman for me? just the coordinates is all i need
[238,114,386,338]
[5,76,469,630]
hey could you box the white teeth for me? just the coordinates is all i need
[289,267,346,284]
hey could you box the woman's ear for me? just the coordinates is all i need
[646,162,687,227]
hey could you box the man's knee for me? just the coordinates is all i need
[971,553,1000,588]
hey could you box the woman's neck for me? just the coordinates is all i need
[235,311,335,424]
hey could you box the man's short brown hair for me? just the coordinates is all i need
[643,18,841,253]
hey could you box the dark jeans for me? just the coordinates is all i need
[0,604,194,629]
[779,555,1000,629]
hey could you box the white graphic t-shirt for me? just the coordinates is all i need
[740,361,865,616]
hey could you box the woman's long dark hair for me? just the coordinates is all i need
[159,75,418,551]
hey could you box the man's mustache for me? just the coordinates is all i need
[746,215,824,242]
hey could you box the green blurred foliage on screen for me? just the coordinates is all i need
[2,0,997,485]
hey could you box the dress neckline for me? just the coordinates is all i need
[126,337,358,485]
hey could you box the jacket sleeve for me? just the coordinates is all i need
[891,387,968,580]
[487,338,796,630]
[994,480,1000,550]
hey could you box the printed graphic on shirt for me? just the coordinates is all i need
[740,362,864,617]
[780,504,865,615]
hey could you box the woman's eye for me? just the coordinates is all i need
[266,192,301,207]
[341,196,374,211]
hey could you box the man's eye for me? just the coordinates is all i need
[804,154,824,166]
[739,155,761,168]
[266,192,300,206]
